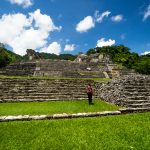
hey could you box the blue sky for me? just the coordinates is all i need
[0,0,150,56]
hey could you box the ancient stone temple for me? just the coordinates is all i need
[0,50,149,111]
[0,49,130,78]
[26,49,42,60]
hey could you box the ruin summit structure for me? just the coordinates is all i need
[0,50,149,110]
[0,49,132,78]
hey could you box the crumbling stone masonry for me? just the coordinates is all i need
[0,50,124,78]
[96,75,150,108]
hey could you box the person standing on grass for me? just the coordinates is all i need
[86,83,93,105]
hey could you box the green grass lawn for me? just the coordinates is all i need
[0,112,150,150]
[0,100,119,116]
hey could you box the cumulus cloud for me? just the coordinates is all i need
[64,44,75,51]
[143,5,150,21]
[40,42,61,55]
[111,15,123,22]
[94,10,111,23]
[76,16,95,33]
[0,9,62,55]
[141,51,150,55]
[96,38,115,47]
[7,0,33,8]
[76,10,111,33]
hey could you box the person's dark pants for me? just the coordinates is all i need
[87,93,92,104]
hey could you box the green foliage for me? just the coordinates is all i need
[0,47,12,67]
[134,55,150,75]
[86,45,150,74]
[0,43,22,67]
[41,53,77,61]
[87,45,133,67]
[0,112,150,149]
[59,54,77,61]
[87,48,97,55]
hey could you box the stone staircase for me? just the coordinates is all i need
[0,61,36,76]
[123,79,150,108]
[0,78,98,102]
[98,75,150,109]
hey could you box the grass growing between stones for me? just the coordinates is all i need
[0,75,111,82]
[0,100,119,116]
[0,112,150,150]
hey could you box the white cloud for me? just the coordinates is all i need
[0,9,62,56]
[143,5,150,21]
[76,16,95,33]
[75,10,111,33]
[94,10,111,23]
[8,0,33,8]
[40,42,61,55]
[64,44,75,51]
[96,38,115,47]
[29,9,62,32]
[141,51,150,55]
[111,15,123,22]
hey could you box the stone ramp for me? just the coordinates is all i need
[0,78,99,102]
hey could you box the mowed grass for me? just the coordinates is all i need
[0,100,119,116]
[0,112,150,150]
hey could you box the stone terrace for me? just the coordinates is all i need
[0,60,111,78]
[0,78,99,102]
[34,59,108,78]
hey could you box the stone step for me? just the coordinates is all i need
[0,84,88,88]
[124,89,149,92]
[124,91,150,96]
[124,82,150,85]
[0,94,89,99]
[14,92,86,95]
[0,79,91,82]
[1,80,90,82]
[127,96,149,100]
[124,86,149,90]
[10,82,88,84]
[0,88,88,92]
[0,89,87,94]
[0,97,93,102]
[0,94,89,98]
[0,81,89,84]
[126,103,150,108]
[124,85,150,88]
[120,107,150,113]
[124,100,150,104]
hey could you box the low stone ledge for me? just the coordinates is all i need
[0,111,121,122]
[29,115,47,120]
